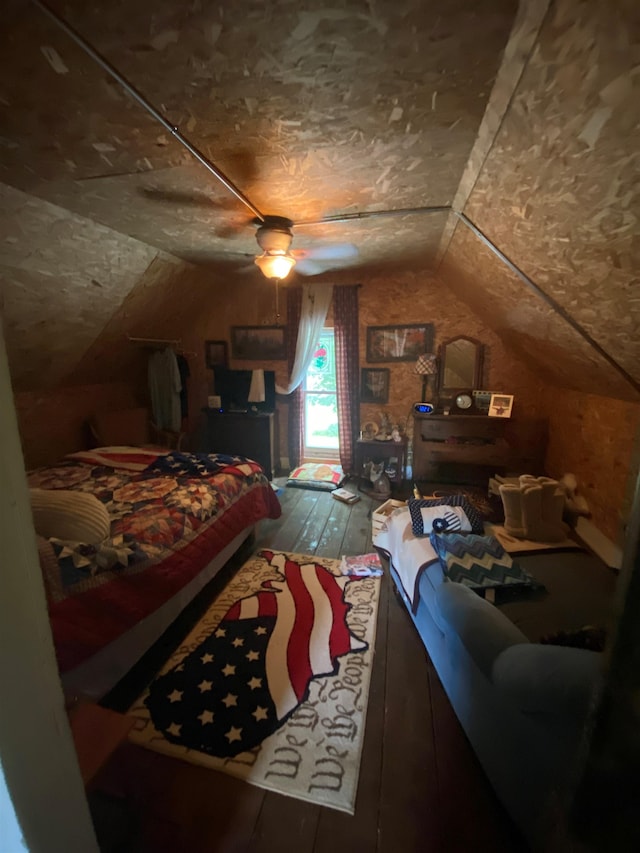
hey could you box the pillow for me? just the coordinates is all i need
[30,489,111,544]
[430,532,543,595]
[410,505,474,535]
[408,495,484,536]
[286,462,345,491]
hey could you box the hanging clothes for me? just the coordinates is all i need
[148,348,182,432]
[176,353,191,420]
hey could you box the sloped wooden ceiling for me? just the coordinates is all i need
[439,0,640,402]
[1,0,638,404]
[0,0,515,265]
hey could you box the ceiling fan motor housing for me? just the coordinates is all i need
[255,216,294,253]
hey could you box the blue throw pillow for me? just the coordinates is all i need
[430,532,542,594]
[408,495,484,536]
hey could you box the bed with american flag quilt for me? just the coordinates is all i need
[28,446,281,699]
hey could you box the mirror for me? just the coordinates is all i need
[438,336,483,392]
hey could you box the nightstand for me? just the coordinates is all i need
[355,438,407,488]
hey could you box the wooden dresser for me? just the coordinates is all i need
[412,414,547,483]
[412,414,511,483]
[202,410,277,479]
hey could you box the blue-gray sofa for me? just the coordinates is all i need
[379,509,618,850]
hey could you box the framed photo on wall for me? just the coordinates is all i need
[231,326,287,360]
[488,393,514,418]
[366,323,434,362]
[360,368,390,404]
[204,340,228,369]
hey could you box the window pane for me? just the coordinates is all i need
[306,334,336,393]
[305,394,339,449]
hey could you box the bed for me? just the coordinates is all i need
[28,446,281,700]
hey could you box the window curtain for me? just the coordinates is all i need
[334,285,360,474]
[283,286,303,470]
[276,284,333,395]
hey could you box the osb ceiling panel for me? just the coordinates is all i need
[0,183,161,390]
[0,0,517,274]
[440,222,638,402]
[462,0,640,388]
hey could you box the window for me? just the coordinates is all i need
[303,329,339,459]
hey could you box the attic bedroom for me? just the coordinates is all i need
[1,0,638,851]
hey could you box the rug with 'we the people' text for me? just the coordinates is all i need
[128,549,381,813]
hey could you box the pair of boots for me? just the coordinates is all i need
[499,475,567,542]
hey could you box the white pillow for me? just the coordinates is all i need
[30,489,111,544]
[416,505,472,535]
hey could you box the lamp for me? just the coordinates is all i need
[254,218,297,280]
[414,353,438,402]
[254,251,296,280]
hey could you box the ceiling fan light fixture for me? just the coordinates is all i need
[254,250,296,280]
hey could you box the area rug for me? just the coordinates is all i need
[128,549,381,814]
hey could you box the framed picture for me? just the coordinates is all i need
[366,323,434,362]
[488,393,514,418]
[204,340,228,369]
[360,368,390,404]
[231,326,287,360]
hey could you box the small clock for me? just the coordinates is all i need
[454,393,473,411]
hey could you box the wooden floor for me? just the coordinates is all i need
[95,479,527,853]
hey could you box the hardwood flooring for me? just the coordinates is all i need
[96,480,527,853]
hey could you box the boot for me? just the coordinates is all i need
[499,484,527,538]
[520,479,566,542]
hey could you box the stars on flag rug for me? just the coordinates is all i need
[127,549,381,813]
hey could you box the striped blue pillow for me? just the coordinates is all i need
[408,495,484,536]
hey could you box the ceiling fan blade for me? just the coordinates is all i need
[295,258,333,276]
[295,243,359,262]
[139,187,221,207]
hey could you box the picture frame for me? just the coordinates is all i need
[230,326,287,360]
[366,323,434,363]
[360,367,390,404]
[488,393,514,418]
[204,340,228,369]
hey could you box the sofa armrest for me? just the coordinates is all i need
[434,581,529,678]
[492,644,602,720]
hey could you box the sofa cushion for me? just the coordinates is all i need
[434,581,529,677]
[492,643,602,719]
[430,532,542,596]
[408,495,484,536]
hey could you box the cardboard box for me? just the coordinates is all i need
[372,498,405,543]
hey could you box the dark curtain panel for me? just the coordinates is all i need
[286,286,303,471]
[334,285,360,474]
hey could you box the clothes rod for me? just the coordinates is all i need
[128,336,181,347]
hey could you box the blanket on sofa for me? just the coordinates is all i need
[375,506,439,608]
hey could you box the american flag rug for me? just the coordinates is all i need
[127,549,381,813]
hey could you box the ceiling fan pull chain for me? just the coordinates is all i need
[274,280,281,325]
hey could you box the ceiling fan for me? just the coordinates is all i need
[33,0,449,281]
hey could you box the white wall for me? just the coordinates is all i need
[0,318,97,852]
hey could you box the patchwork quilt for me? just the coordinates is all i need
[29,448,282,672]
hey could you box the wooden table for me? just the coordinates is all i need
[355,437,407,488]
